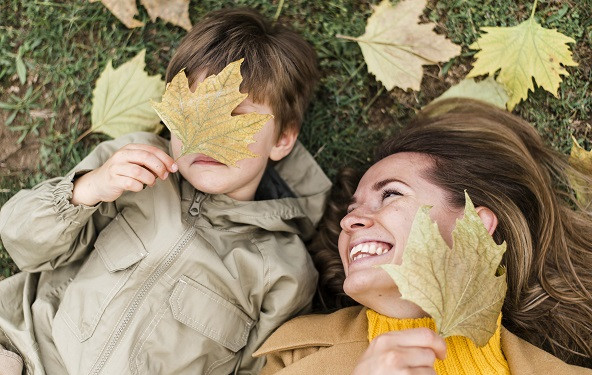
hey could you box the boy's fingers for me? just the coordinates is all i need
[124,144,178,174]
[117,148,172,180]
[115,164,157,187]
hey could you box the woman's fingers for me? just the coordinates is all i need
[373,328,447,360]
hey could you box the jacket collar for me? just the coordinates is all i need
[176,141,331,240]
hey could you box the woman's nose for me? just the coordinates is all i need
[340,207,374,232]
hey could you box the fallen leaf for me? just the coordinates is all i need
[84,50,165,141]
[141,0,191,31]
[381,192,507,347]
[151,59,271,166]
[339,0,460,91]
[432,77,509,109]
[568,136,592,208]
[90,0,144,29]
[468,4,577,110]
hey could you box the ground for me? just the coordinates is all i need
[0,0,591,276]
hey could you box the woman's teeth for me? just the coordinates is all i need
[350,242,392,261]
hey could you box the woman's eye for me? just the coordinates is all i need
[382,189,402,200]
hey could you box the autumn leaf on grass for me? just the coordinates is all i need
[432,77,509,109]
[90,0,192,30]
[468,1,578,110]
[568,136,592,208]
[381,192,507,347]
[151,59,271,166]
[338,0,460,91]
[82,50,165,141]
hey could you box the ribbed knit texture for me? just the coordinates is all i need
[367,309,510,375]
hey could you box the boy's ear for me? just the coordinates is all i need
[270,126,298,161]
[475,206,498,235]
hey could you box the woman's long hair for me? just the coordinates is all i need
[372,98,592,367]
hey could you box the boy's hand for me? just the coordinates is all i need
[352,328,446,375]
[71,144,178,206]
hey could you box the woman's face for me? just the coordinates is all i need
[338,152,464,315]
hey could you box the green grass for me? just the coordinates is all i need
[0,0,590,277]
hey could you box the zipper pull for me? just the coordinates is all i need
[189,194,205,216]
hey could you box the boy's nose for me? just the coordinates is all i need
[340,207,374,233]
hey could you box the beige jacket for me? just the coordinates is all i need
[0,132,331,375]
[255,306,592,374]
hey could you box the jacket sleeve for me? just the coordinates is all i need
[234,239,319,374]
[0,132,167,272]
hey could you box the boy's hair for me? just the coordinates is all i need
[166,8,319,137]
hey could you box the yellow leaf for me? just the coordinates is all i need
[140,0,192,31]
[432,77,509,109]
[90,0,144,29]
[342,0,460,91]
[88,50,165,140]
[568,136,592,208]
[151,59,271,167]
[468,6,577,110]
[381,192,507,347]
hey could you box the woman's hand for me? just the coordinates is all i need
[352,328,447,375]
[71,144,178,206]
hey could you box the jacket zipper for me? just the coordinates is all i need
[89,226,197,375]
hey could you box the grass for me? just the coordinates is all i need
[0,0,590,277]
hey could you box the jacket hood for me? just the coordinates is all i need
[179,141,331,241]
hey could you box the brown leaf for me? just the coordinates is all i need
[141,0,192,31]
[90,0,144,29]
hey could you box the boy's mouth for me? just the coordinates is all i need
[191,154,225,166]
[349,241,393,262]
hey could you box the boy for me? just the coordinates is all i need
[0,8,330,374]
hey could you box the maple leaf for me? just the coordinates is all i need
[338,0,460,91]
[467,1,578,110]
[568,136,592,208]
[151,59,272,166]
[381,192,507,347]
[432,77,509,109]
[82,50,165,141]
[141,0,192,31]
[90,0,192,30]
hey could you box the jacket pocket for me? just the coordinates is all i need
[55,214,146,343]
[169,275,254,352]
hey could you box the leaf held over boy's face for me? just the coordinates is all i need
[151,59,272,167]
[340,0,460,91]
[468,7,578,110]
[381,192,507,347]
[89,50,165,140]
[568,136,592,208]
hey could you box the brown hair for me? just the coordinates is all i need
[373,98,592,367]
[166,8,319,136]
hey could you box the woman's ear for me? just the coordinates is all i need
[475,206,498,235]
[270,126,298,161]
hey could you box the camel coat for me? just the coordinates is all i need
[254,306,592,374]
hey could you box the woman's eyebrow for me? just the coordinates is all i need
[372,178,408,191]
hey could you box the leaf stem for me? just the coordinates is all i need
[335,34,358,42]
[273,0,285,21]
[530,0,538,18]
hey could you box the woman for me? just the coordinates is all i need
[254,99,592,374]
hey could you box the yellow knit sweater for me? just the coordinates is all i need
[367,309,510,374]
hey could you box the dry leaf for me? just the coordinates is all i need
[141,0,191,31]
[381,192,507,347]
[340,0,460,91]
[85,50,165,141]
[151,59,271,166]
[90,0,144,29]
[568,136,592,208]
[468,5,577,110]
[432,77,509,109]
